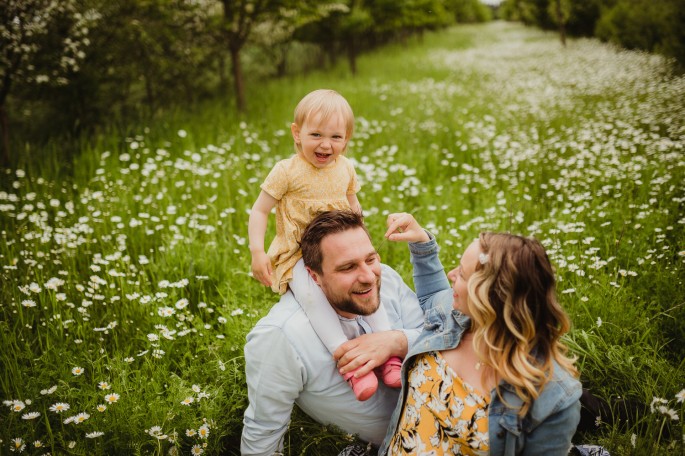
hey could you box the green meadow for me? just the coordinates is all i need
[1,22,684,455]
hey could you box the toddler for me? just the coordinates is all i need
[248,89,401,401]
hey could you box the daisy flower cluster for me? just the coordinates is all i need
[1,20,683,454]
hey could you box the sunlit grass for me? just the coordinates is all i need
[1,21,684,455]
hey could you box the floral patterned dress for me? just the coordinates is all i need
[388,351,490,455]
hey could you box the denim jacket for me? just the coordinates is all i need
[379,236,581,456]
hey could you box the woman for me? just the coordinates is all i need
[378,213,581,456]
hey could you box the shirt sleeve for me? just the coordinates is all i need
[346,158,361,195]
[260,160,289,200]
[241,324,306,456]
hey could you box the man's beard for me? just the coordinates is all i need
[326,279,382,316]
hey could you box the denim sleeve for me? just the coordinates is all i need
[522,399,581,456]
[408,234,451,308]
[241,325,305,456]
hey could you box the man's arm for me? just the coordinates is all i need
[241,325,305,456]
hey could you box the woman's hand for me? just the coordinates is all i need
[385,212,430,243]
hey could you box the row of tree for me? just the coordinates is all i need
[501,0,685,64]
[0,0,493,166]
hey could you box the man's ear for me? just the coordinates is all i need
[306,266,321,286]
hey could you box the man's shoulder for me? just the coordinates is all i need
[380,262,401,279]
[249,291,311,335]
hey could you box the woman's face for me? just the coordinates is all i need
[446,239,481,315]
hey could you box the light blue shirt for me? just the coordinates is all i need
[241,264,425,456]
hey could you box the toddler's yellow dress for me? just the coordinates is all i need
[261,153,360,294]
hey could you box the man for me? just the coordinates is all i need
[241,210,425,455]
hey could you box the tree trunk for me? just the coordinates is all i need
[275,45,287,78]
[144,73,155,115]
[0,103,9,168]
[219,54,228,90]
[230,46,246,112]
[556,0,567,47]
[347,38,357,75]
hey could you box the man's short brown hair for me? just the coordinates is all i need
[300,210,370,274]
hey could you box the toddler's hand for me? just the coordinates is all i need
[251,251,273,287]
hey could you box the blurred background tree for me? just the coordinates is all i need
[500,0,685,65]
[0,0,97,166]
[3,0,681,167]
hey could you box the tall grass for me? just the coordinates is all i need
[1,22,684,455]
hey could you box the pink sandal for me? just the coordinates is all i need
[378,356,402,388]
[343,368,378,401]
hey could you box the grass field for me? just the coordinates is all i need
[1,21,684,455]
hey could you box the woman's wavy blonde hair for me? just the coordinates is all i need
[467,232,578,416]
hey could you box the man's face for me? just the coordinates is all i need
[307,227,382,318]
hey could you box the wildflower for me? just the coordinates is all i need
[191,445,204,455]
[40,385,57,395]
[657,406,679,421]
[11,437,25,453]
[73,412,90,424]
[147,333,159,342]
[631,433,636,448]
[152,349,165,358]
[68,441,76,448]
[596,317,602,327]
[98,381,111,390]
[676,389,685,403]
[21,300,37,307]
[104,393,119,403]
[561,288,575,294]
[181,397,194,406]
[97,404,107,412]
[158,306,175,317]
[650,397,668,412]
[186,429,197,437]
[198,424,210,439]
[124,357,134,363]
[147,426,167,439]
[175,298,188,309]
[230,308,244,316]
[45,277,65,290]
[72,366,84,376]
[29,282,42,293]
[191,384,201,393]
[86,431,105,438]
[49,403,70,413]
[33,440,43,448]
[22,411,40,420]
[8,400,26,412]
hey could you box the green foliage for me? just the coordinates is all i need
[1,22,684,454]
[596,0,685,65]
[501,0,685,66]
[445,0,494,23]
